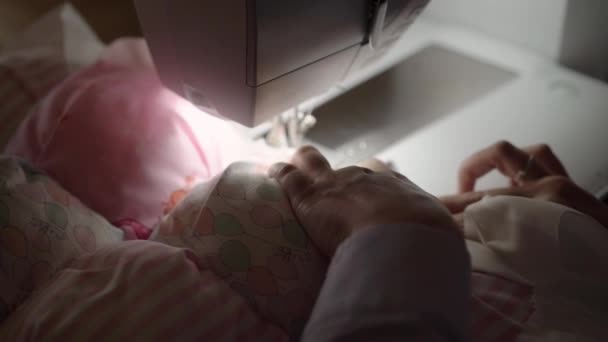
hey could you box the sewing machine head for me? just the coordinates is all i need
[135,0,429,144]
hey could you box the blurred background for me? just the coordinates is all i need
[1,0,606,82]
[0,0,141,44]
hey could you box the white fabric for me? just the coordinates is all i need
[464,196,608,341]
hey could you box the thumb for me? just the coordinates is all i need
[440,192,486,214]
[440,186,531,214]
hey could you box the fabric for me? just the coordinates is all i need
[302,224,471,342]
[5,62,211,233]
[0,240,289,342]
[153,163,543,342]
[0,156,123,322]
[1,175,587,342]
[5,54,290,233]
[151,162,326,339]
[464,196,608,341]
[469,272,535,341]
[0,3,104,149]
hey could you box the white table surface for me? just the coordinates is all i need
[306,17,608,197]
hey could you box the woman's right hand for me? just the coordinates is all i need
[270,146,460,257]
[440,141,608,229]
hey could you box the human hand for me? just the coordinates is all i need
[270,146,459,257]
[440,141,608,229]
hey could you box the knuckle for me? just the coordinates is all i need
[283,169,305,186]
[536,144,553,157]
[494,140,515,154]
[297,145,319,155]
[275,163,297,180]
[392,171,408,181]
[337,166,356,173]
[308,156,329,170]
[341,166,371,178]
[283,173,313,203]
[359,167,374,174]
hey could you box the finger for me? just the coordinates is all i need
[335,166,373,177]
[453,213,464,230]
[269,162,294,179]
[291,146,332,179]
[392,171,410,182]
[458,141,547,193]
[357,158,411,182]
[440,192,487,214]
[441,185,534,214]
[357,159,393,174]
[534,176,608,227]
[269,162,312,203]
[522,144,570,177]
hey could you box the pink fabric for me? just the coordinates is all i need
[470,271,535,341]
[0,241,289,342]
[0,245,533,342]
[152,162,326,336]
[4,61,237,231]
[0,157,124,322]
[5,39,291,232]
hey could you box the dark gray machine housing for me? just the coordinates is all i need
[135,0,429,126]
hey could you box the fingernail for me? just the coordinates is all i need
[268,163,289,178]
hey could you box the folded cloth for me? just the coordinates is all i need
[151,162,326,339]
[465,196,608,341]
[0,240,288,342]
[5,54,288,233]
[0,156,123,322]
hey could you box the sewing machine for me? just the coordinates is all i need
[135,0,429,146]
[135,0,608,198]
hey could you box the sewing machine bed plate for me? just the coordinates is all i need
[303,17,608,197]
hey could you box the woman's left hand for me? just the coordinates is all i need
[440,141,608,229]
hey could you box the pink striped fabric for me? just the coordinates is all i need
[0,240,288,342]
[470,271,535,341]
[0,242,536,341]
